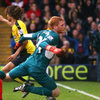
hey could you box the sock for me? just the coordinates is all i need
[25,85,52,96]
[14,77,28,84]
[14,78,25,84]
[0,71,6,80]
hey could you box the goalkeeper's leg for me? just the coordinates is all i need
[2,61,33,98]
[2,62,26,84]
[15,72,60,99]
[0,62,31,98]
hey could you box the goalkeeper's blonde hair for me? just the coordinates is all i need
[48,16,64,30]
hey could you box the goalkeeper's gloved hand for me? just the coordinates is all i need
[14,42,21,50]
[45,45,64,55]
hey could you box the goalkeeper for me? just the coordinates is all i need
[0,16,66,100]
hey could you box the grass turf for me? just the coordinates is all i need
[2,81,100,100]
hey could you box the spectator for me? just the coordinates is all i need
[96,17,100,24]
[91,21,97,34]
[24,0,36,11]
[87,21,97,36]
[59,0,68,9]
[77,4,83,20]
[97,0,100,4]
[76,23,85,36]
[82,0,95,19]
[66,29,79,57]
[69,22,76,35]
[53,4,61,16]
[72,29,79,39]
[23,12,36,25]
[39,0,49,10]
[27,23,36,33]
[97,23,100,32]
[95,3,100,18]
[60,40,74,64]
[34,17,43,31]
[92,23,100,81]
[39,0,55,11]
[41,5,51,17]
[42,11,51,29]
[5,0,28,8]
[59,8,68,23]
[69,10,82,24]
[83,16,93,34]
[24,3,41,20]
[68,2,77,20]
[74,33,89,64]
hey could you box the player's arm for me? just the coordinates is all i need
[8,41,28,61]
[15,33,37,49]
[19,34,37,43]
[39,41,63,55]
[0,15,12,26]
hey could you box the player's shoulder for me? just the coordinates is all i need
[43,30,59,36]
[37,30,59,38]
[12,20,25,29]
[49,30,59,38]
[46,30,60,41]
[37,30,50,36]
[17,20,25,25]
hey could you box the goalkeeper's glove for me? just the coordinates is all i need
[14,42,21,50]
[45,45,63,55]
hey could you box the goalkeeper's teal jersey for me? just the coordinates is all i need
[24,30,60,72]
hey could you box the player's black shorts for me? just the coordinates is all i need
[11,53,31,66]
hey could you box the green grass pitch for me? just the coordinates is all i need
[2,81,100,100]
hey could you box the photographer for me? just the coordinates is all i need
[92,23,100,81]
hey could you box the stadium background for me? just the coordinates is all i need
[0,0,99,80]
[0,0,100,100]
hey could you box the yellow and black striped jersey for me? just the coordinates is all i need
[12,20,35,55]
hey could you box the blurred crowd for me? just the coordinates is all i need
[1,0,100,64]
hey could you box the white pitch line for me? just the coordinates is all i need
[57,83,100,100]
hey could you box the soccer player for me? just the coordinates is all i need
[0,16,66,100]
[0,5,35,74]
[0,5,35,97]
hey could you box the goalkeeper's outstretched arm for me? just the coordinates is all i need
[14,33,37,50]
[19,33,37,43]
[18,33,63,55]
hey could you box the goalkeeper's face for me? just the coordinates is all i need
[56,20,66,34]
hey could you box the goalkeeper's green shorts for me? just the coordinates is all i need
[9,62,57,91]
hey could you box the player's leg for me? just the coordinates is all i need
[12,54,31,83]
[2,62,15,73]
[16,72,60,98]
[2,55,22,73]
[2,54,29,73]
[2,62,26,83]
[3,54,30,83]
[34,72,60,97]
[0,61,29,81]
